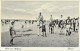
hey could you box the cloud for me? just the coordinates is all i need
[35,3,59,13]
[59,5,78,10]
[35,3,79,13]
[2,7,12,10]
[2,1,79,20]
[14,9,26,13]
[2,7,26,13]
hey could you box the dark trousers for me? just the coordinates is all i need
[10,38,13,44]
[51,28,52,34]
[73,23,75,31]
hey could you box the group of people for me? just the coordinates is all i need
[49,16,79,36]
[37,12,79,37]
[7,12,79,46]
[37,12,48,37]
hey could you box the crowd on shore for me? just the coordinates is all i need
[1,13,79,46]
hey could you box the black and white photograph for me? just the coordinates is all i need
[1,1,79,47]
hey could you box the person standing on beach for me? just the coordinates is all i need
[9,21,16,45]
[73,18,76,32]
[49,15,53,33]
[42,21,47,37]
[37,12,44,36]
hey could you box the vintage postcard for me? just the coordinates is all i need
[0,0,80,51]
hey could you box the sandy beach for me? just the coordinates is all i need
[1,22,79,47]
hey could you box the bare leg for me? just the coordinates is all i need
[45,32,47,37]
[10,38,13,45]
[49,27,50,32]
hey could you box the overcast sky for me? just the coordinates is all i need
[1,1,79,20]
